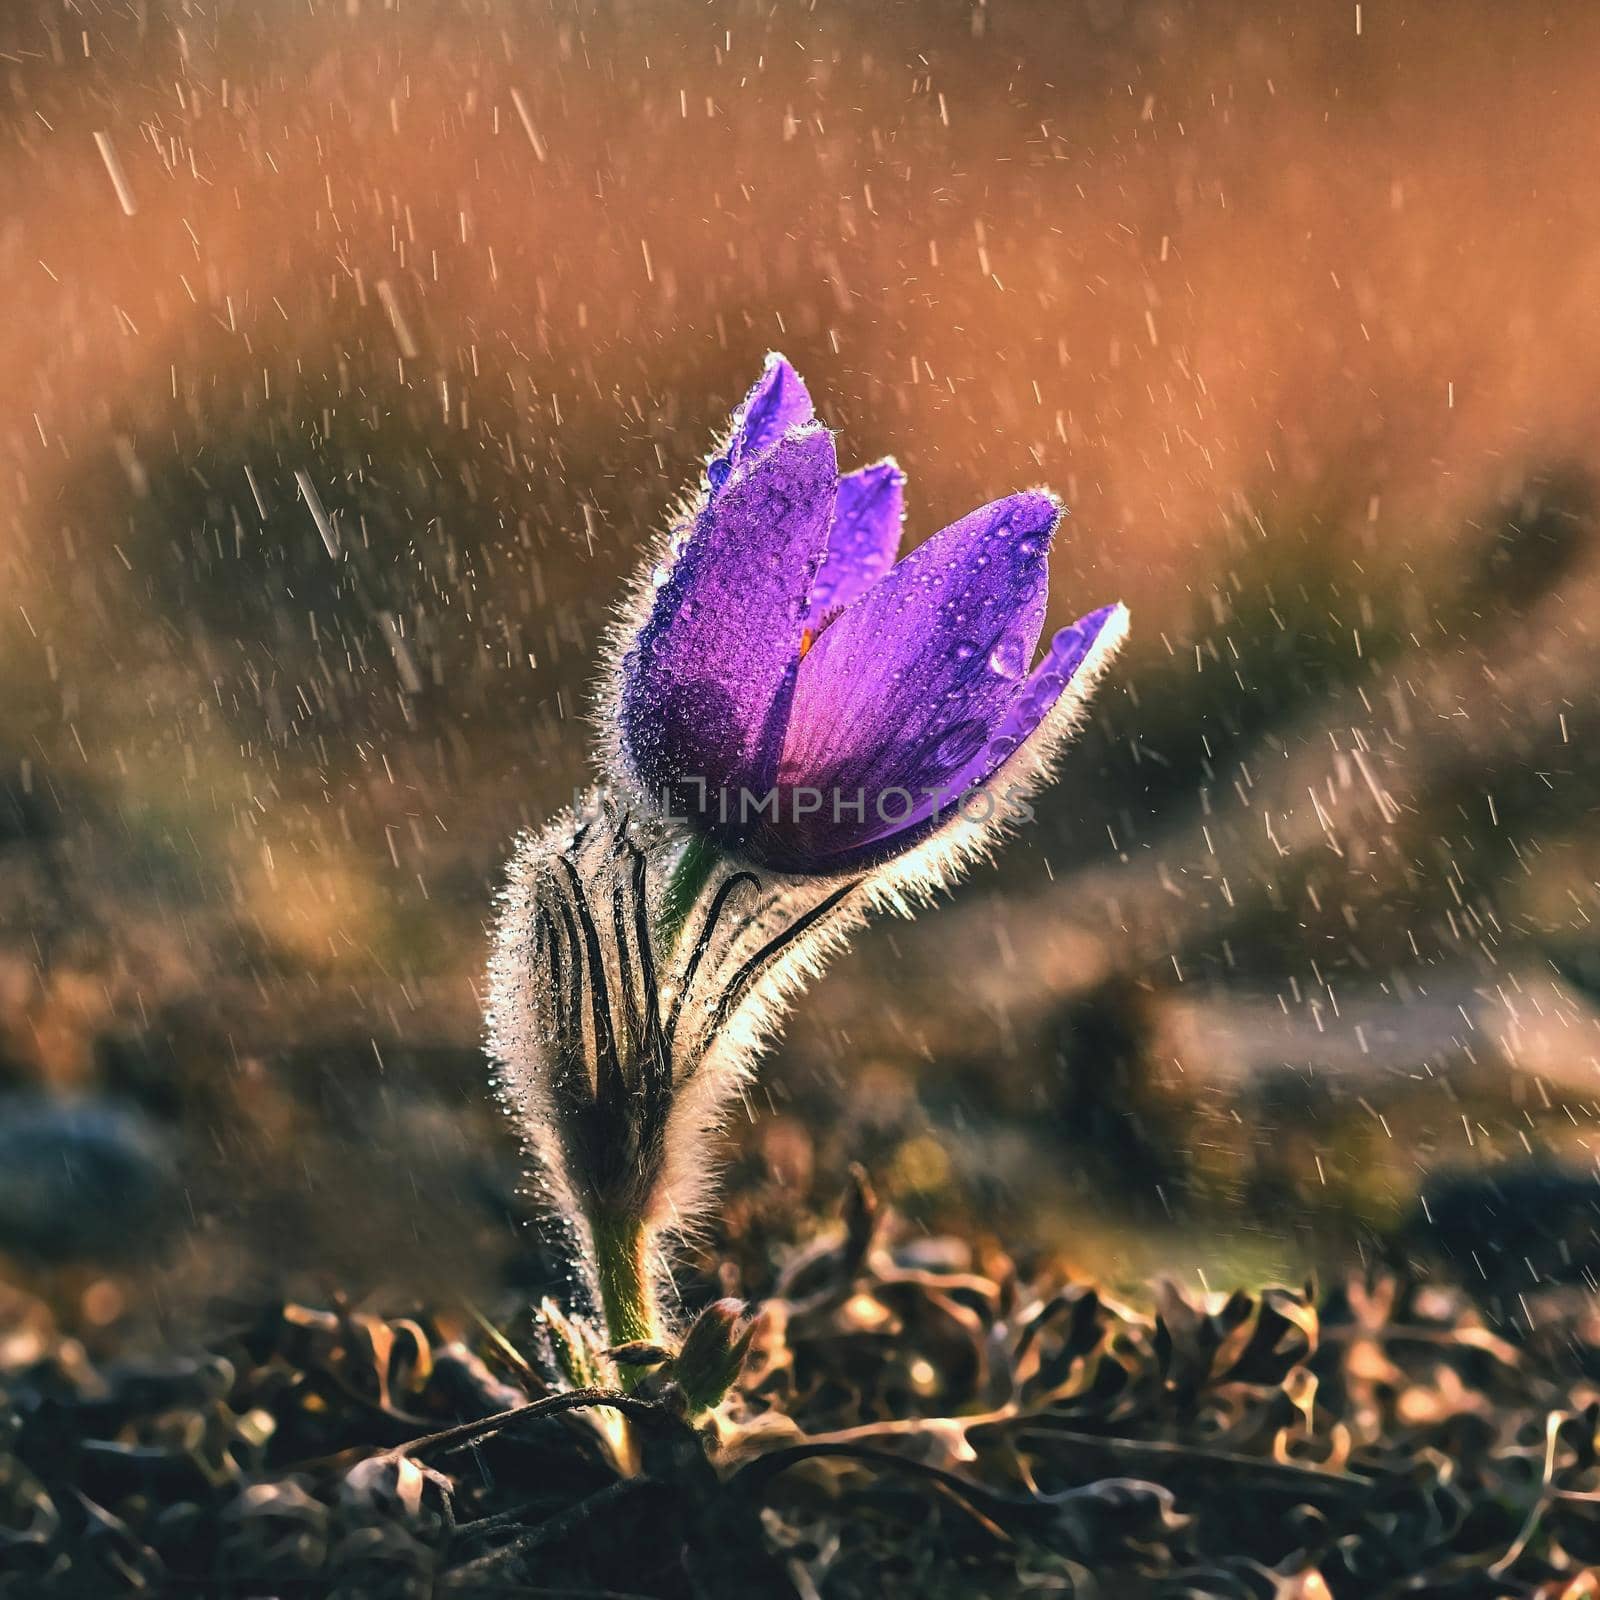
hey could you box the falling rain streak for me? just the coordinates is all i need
[5,5,1600,1591]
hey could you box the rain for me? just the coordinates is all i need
[4,2,1600,1594]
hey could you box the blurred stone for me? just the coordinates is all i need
[1397,1161,1600,1292]
[0,1097,178,1264]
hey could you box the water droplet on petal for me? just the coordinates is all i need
[952,640,978,662]
[988,637,1026,678]
[987,734,1019,761]
[707,457,731,491]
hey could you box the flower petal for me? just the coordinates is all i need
[764,491,1060,864]
[807,459,905,627]
[708,354,814,493]
[975,603,1125,771]
[850,602,1126,851]
[620,427,838,818]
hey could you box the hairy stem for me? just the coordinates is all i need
[590,1208,659,1359]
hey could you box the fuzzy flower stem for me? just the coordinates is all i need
[489,355,1127,1403]
[590,1207,659,1363]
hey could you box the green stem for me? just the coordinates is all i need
[590,1209,659,1358]
[656,831,722,959]
[579,840,720,1391]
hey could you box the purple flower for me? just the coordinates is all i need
[616,354,1126,874]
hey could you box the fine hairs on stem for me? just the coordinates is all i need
[488,796,868,1353]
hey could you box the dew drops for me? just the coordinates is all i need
[1016,670,1066,720]
[986,734,1019,761]
[989,636,1026,678]
[952,640,978,662]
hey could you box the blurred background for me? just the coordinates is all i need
[5,0,1600,1339]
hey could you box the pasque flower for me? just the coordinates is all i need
[612,353,1128,876]
[490,354,1126,1379]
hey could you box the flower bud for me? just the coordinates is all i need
[674,1298,758,1413]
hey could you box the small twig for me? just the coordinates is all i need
[732,1408,1371,1507]
[1008,1422,1375,1503]
[441,1477,663,1591]
[840,1473,1016,1545]
[368,1388,664,1468]
[450,1495,575,1547]
[727,1438,1048,1524]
